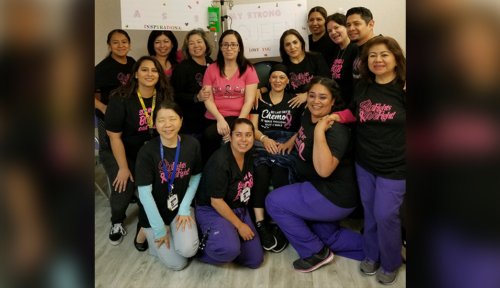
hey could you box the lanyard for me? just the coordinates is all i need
[137,89,156,128]
[159,136,180,196]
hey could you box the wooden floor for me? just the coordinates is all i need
[95,165,406,288]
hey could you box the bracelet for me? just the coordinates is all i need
[260,135,267,142]
[259,88,262,94]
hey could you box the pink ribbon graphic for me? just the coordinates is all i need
[160,172,168,184]
[298,141,305,161]
[284,112,292,128]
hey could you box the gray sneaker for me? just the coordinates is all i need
[376,267,398,285]
[360,257,380,275]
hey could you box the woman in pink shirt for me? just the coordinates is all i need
[201,29,259,164]
[147,30,184,81]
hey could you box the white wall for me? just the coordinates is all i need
[95,0,405,65]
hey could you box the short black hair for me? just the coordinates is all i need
[154,99,183,123]
[346,7,373,24]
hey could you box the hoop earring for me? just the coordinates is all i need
[285,83,291,91]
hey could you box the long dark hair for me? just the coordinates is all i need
[111,56,174,102]
[107,29,131,57]
[359,36,406,84]
[147,30,179,67]
[279,29,316,63]
[216,30,253,78]
[304,77,345,113]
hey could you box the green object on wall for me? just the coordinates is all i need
[208,7,219,33]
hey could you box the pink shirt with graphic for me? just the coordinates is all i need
[203,63,259,120]
[153,50,184,81]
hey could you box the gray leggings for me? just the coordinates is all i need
[144,208,199,271]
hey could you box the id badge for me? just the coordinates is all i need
[168,194,179,211]
[240,187,251,202]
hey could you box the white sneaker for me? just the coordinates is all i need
[109,223,127,245]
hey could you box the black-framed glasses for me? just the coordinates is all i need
[220,43,239,49]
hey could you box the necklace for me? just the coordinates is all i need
[336,46,347,61]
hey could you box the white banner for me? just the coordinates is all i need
[120,0,212,31]
[228,0,308,59]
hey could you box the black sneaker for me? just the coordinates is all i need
[292,246,334,272]
[109,223,127,245]
[271,227,288,253]
[256,220,277,250]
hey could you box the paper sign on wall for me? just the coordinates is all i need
[229,1,308,59]
[120,0,212,31]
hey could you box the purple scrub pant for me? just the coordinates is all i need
[356,163,406,272]
[266,181,365,260]
[195,205,264,269]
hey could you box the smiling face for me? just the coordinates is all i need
[156,108,182,142]
[346,13,374,45]
[269,71,289,93]
[283,34,304,59]
[230,123,254,155]
[135,60,159,88]
[308,12,326,36]
[108,32,130,58]
[220,34,240,61]
[327,20,348,46]
[368,43,397,81]
[154,34,173,57]
[188,34,206,59]
[307,83,335,122]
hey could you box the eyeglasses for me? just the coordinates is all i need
[220,43,239,49]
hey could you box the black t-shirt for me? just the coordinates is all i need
[309,33,337,68]
[352,35,382,88]
[105,94,159,160]
[330,43,359,105]
[294,109,359,208]
[352,43,364,86]
[284,53,331,94]
[196,144,254,209]
[350,79,406,180]
[95,56,136,120]
[250,91,304,132]
[170,57,214,134]
[135,135,203,227]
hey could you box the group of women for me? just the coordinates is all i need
[95,5,405,286]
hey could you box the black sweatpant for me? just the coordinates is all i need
[201,116,238,165]
[252,163,290,208]
[99,149,136,224]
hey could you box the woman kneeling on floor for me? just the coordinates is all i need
[135,100,202,270]
[266,77,365,272]
[195,118,264,268]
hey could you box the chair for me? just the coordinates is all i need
[253,61,280,89]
